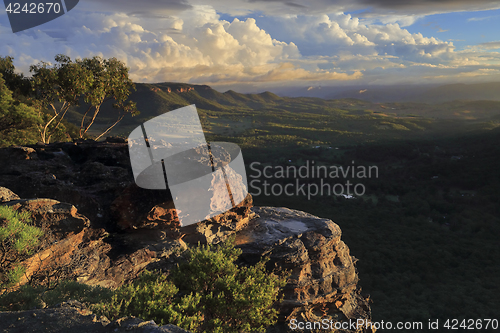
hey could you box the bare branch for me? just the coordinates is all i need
[94,112,125,141]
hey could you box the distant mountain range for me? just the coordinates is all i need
[71,81,500,125]
[269,82,500,103]
[66,81,500,138]
[67,82,287,134]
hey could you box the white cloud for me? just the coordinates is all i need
[2,6,363,86]
[260,13,457,65]
[2,2,500,89]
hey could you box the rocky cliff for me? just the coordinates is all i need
[0,140,374,332]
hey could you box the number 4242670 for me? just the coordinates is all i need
[444,319,498,330]
[5,2,62,14]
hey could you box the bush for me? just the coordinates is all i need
[171,238,288,333]
[0,205,44,290]
[91,270,203,332]
[0,236,288,333]
[0,280,113,311]
[93,237,288,333]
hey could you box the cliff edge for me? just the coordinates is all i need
[0,141,374,332]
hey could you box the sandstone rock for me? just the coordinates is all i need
[104,137,127,144]
[235,207,374,332]
[0,146,37,164]
[181,193,254,244]
[81,248,157,290]
[4,198,88,237]
[112,185,252,244]
[109,317,191,332]
[1,195,158,291]
[0,186,20,202]
[111,184,176,230]
[0,141,252,233]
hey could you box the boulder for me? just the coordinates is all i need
[0,142,133,227]
[4,198,88,237]
[235,207,374,332]
[0,300,191,333]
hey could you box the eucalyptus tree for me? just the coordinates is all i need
[30,54,93,143]
[30,54,138,143]
[77,56,138,140]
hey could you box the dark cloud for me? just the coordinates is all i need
[77,0,500,18]
[83,0,192,15]
[247,0,306,7]
[284,2,308,9]
[127,11,173,19]
[358,0,497,8]
[237,0,500,16]
[354,0,500,16]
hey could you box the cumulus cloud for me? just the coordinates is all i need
[1,6,364,86]
[257,13,457,66]
[2,1,500,89]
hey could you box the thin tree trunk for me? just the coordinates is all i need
[94,113,125,141]
[79,104,93,138]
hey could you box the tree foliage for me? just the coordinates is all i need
[29,54,138,143]
[170,238,288,333]
[0,56,30,98]
[0,73,41,147]
[77,56,138,140]
[30,54,93,143]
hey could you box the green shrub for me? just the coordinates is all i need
[42,280,113,307]
[93,237,288,333]
[0,280,113,311]
[91,270,203,332]
[171,238,288,333]
[0,205,44,290]
[1,235,288,333]
[0,284,45,310]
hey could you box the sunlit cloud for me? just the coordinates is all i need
[1,1,500,89]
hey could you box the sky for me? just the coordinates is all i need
[2,0,500,92]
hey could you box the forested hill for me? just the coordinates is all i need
[72,82,286,120]
[67,81,500,139]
